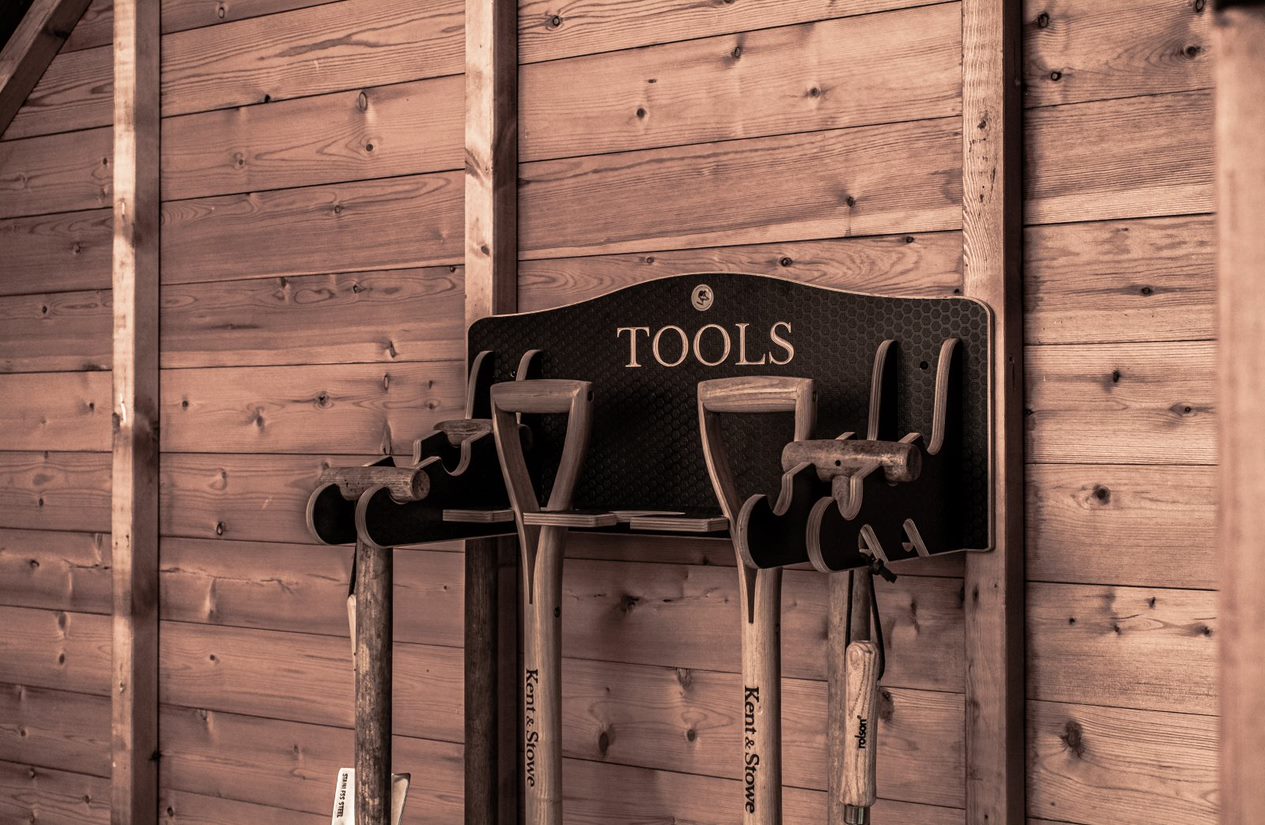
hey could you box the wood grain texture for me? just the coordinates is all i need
[64,0,345,52]
[0,759,109,824]
[1025,216,1214,344]
[562,559,964,691]
[520,117,961,260]
[517,0,932,65]
[161,539,463,647]
[0,451,111,533]
[962,0,1024,821]
[7,0,463,139]
[161,171,463,284]
[161,75,462,201]
[1025,90,1212,225]
[0,126,111,218]
[161,267,463,368]
[160,360,464,454]
[0,207,111,295]
[519,4,961,162]
[559,659,963,809]
[518,232,962,312]
[0,0,92,138]
[1217,8,1265,823]
[0,606,111,695]
[1027,582,1215,714]
[159,621,463,740]
[160,706,463,821]
[1026,464,1215,589]
[0,287,110,373]
[1028,700,1217,825]
[0,369,110,451]
[0,683,111,776]
[161,790,329,825]
[1023,0,1211,109]
[0,528,110,612]
[161,452,376,542]
[1024,341,1215,465]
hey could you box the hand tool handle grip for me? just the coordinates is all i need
[491,379,591,415]
[843,640,880,812]
[698,376,815,425]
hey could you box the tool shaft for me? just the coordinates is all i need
[354,539,393,825]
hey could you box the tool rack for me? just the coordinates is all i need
[307,272,994,825]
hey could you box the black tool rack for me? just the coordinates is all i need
[308,272,994,572]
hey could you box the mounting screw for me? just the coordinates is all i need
[691,284,714,312]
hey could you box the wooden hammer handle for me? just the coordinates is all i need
[843,640,880,815]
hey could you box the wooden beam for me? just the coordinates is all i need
[1216,5,1265,824]
[464,2,518,824]
[110,0,160,822]
[0,0,91,136]
[961,0,1024,823]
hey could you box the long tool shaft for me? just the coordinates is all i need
[523,528,565,825]
[355,538,392,825]
[742,568,783,825]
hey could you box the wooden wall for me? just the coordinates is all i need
[0,0,1217,823]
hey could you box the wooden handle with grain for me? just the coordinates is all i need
[843,640,880,814]
[697,375,816,418]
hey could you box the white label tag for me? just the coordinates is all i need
[331,769,411,825]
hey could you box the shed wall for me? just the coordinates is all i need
[0,0,1216,822]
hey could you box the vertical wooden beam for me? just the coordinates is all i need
[465,1,519,824]
[1216,5,1265,824]
[961,1,1024,823]
[0,0,91,136]
[111,0,160,822]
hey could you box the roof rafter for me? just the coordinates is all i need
[0,0,92,138]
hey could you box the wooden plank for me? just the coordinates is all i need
[160,709,464,820]
[961,0,1024,822]
[518,232,963,312]
[0,126,111,218]
[519,4,961,162]
[1025,216,1214,345]
[1025,90,1212,225]
[110,0,160,820]
[6,0,463,139]
[158,621,464,741]
[1216,7,1265,824]
[160,360,465,454]
[0,683,111,776]
[562,559,964,691]
[560,659,964,808]
[520,117,962,260]
[161,75,463,202]
[517,0,932,65]
[0,606,111,695]
[562,759,963,825]
[160,267,463,369]
[1027,700,1217,825]
[464,2,519,818]
[160,452,376,543]
[1022,0,1211,109]
[0,528,110,612]
[0,451,111,532]
[1024,341,1215,465]
[0,370,110,451]
[1026,464,1215,589]
[64,0,345,52]
[160,538,464,648]
[0,287,110,373]
[161,171,463,284]
[1027,582,1215,714]
[161,790,325,825]
[0,207,111,295]
[0,759,110,824]
[0,0,91,137]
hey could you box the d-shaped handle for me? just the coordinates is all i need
[491,379,594,516]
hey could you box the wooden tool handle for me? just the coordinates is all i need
[843,640,880,815]
[697,375,816,421]
[782,438,922,483]
[491,378,592,416]
[491,379,593,515]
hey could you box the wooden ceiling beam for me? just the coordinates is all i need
[0,0,91,137]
